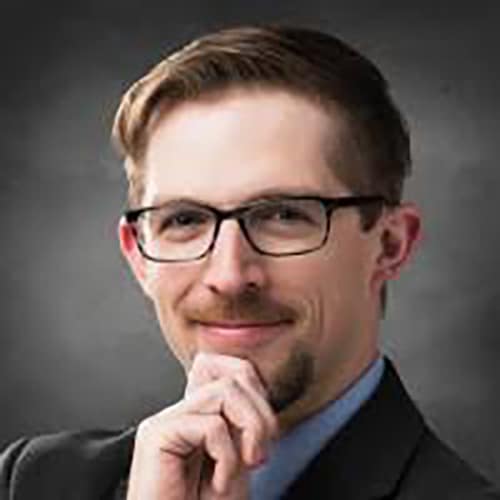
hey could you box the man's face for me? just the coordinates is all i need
[123,88,387,418]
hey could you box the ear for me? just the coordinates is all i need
[371,202,422,292]
[118,216,153,299]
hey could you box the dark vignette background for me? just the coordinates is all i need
[1,0,499,485]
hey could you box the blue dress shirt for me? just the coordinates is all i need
[249,356,385,500]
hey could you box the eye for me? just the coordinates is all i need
[256,204,312,223]
[159,210,211,231]
[276,207,308,220]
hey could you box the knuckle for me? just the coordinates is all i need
[219,377,239,397]
[193,351,211,368]
[237,363,262,388]
[136,416,157,442]
[206,415,227,437]
[188,353,206,378]
[135,402,183,441]
[238,359,256,378]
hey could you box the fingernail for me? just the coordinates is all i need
[253,448,268,467]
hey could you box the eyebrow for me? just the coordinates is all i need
[149,187,333,209]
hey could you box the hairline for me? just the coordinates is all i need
[125,82,374,209]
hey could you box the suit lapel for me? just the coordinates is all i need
[283,360,426,500]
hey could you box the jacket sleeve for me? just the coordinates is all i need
[0,437,32,499]
[0,429,135,500]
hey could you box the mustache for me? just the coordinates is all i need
[184,290,297,325]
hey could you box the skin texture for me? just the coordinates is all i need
[119,88,421,499]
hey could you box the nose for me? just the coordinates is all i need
[200,219,267,295]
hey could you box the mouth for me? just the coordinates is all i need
[193,319,293,348]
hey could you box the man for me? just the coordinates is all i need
[1,25,498,500]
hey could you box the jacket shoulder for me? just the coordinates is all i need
[397,428,500,500]
[0,428,135,500]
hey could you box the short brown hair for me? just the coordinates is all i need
[112,25,411,212]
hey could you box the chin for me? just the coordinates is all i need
[252,343,315,414]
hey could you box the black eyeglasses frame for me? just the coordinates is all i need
[124,194,389,262]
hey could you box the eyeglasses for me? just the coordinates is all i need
[124,194,386,263]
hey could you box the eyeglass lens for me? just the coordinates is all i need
[136,199,328,260]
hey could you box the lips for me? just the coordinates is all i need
[194,319,292,348]
[198,320,286,328]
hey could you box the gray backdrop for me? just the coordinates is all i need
[1,0,499,485]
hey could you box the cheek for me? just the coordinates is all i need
[305,236,372,341]
[147,263,194,307]
[146,265,196,362]
[322,220,374,295]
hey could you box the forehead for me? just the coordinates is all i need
[142,88,353,207]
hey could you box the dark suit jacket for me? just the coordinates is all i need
[1,360,499,499]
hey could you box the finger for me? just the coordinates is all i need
[201,460,249,500]
[149,412,240,494]
[202,415,240,495]
[232,372,279,440]
[186,353,268,399]
[183,378,271,466]
[188,353,279,440]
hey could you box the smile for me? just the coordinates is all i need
[195,320,292,348]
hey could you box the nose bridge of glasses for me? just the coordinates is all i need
[211,206,256,254]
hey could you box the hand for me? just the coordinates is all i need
[126,353,278,500]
